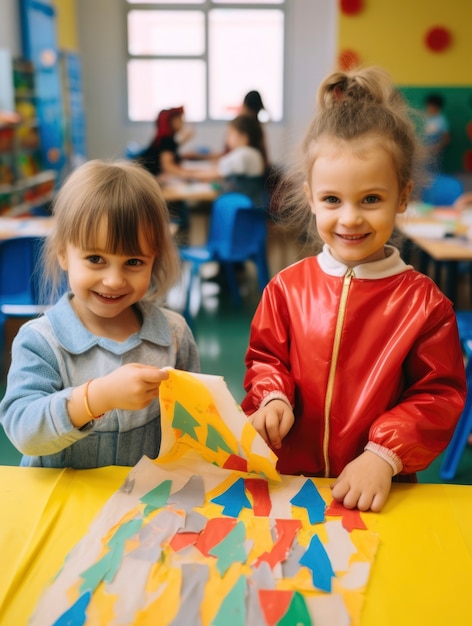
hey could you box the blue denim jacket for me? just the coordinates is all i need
[0,293,200,468]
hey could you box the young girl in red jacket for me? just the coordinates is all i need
[242,66,467,512]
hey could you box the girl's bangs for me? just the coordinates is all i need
[72,201,160,257]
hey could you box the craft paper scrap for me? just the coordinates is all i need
[29,369,379,626]
[159,370,280,481]
[290,478,326,524]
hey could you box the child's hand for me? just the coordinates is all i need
[68,364,169,428]
[248,399,295,450]
[330,450,393,512]
[101,363,169,411]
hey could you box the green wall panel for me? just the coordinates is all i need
[400,87,472,174]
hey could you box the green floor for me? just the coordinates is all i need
[1,270,472,486]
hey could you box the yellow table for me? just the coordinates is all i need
[0,465,470,625]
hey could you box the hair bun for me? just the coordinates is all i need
[317,67,395,110]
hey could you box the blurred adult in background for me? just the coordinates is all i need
[137,106,202,178]
[239,90,286,208]
[241,90,268,120]
[205,90,271,166]
[135,106,204,235]
[240,90,270,171]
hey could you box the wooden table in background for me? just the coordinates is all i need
[0,216,53,239]
[160,180,218,204]
[158,163,218,204]
[397,206,472,303]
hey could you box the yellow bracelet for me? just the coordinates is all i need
[84,379,104,420]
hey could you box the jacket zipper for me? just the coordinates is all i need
[323,267,354,477]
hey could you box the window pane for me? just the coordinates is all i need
[127,1,204,4]
[128,11,205,56]
[209,9,284,121]
[128,59,206,122]
[213,0,284,4]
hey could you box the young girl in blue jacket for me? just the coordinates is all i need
[0,159,199,468]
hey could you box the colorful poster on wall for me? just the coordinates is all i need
[29,369,379,626]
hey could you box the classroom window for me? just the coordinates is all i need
[126,1,285,123]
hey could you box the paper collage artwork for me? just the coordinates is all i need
[30,369,379,626]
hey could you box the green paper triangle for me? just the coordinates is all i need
[206,423,233,454]
[211,575,246,626]
[209,521,246,576]
[172,401,200,439]
[277,591,312,626]
[140,480,172,515]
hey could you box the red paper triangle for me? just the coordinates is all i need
[223,454,248,472]
[195,517,238,557]
[169,532,199,552]
[258,589,293,626]
[325,500,367,531]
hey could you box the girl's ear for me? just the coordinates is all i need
[398,180,414,214]
[304,180,316,214]
[57,250,68,271]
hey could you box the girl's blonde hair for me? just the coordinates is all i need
[272,66,425,247]
[42,159,180,303]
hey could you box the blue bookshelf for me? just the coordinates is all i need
[19,0,67,185]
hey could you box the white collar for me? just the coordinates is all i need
[317,244,412,278]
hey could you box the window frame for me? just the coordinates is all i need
[124,0,286,123]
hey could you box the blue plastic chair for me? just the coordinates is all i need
[179,192,270,321]
[0,236,50,368]
[223,174,269,209]
[440,311,472,480]
[124,141,143,159]
[421,174,464,207]
[0,236,45,308]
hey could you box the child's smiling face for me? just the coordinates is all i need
[58,219,156,336]
[305,135,412,267]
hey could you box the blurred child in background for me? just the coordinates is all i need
[423,93,450,172]
[196,114,268,204]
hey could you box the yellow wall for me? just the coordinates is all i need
[51,0,471,82]
[339,0,471,85]
[54,0,78,51]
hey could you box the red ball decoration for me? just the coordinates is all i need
[339,49,361,71]
[464,150,472,173]
[425,26,452,52]
[340,0,363,16]
[466,121,472,143]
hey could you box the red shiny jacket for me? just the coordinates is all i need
[242,252,466,478]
